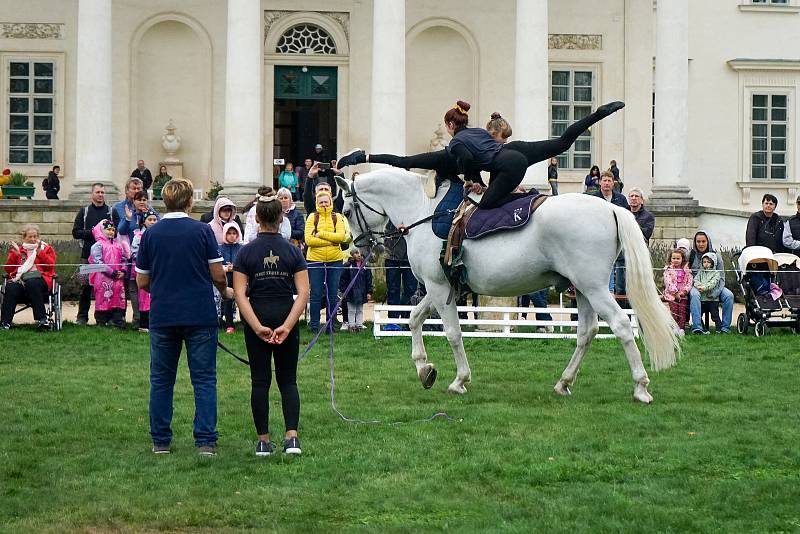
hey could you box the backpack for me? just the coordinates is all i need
[313,211,350,251]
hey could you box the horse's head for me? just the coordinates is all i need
[335,174,389,256]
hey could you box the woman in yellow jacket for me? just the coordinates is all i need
[304,189,346,333]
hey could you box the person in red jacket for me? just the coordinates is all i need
[2,223,56,329]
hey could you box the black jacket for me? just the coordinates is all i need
[43,172,60,199]
[131,167,153,190]
[632,207,655,244]
[592,190,630,210]
[72,203,120,259]
[745,210,784,252]
[303,175,338,214]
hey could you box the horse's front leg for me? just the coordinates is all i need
[408,293,437,389]
[429,286,471,394]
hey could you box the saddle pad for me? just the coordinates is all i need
[432,180,464,239]
[464,193,546,240]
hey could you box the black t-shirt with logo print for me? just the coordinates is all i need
[234,232,307,301]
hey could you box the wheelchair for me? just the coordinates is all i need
[0,273,63,330]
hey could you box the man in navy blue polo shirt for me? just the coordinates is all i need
[136,178,233,456]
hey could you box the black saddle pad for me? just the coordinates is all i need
[464,193,545,240]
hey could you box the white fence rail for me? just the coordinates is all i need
[372,304,638,339]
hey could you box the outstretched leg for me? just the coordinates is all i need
[427,282,471,394]
[408,292,437,389]
[582,285,652,403]
[554,291,599,396]
[506,102,625,166]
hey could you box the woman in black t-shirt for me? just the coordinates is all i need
[233,193,309,457]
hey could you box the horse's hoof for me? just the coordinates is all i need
[553,382,572,396]
[419,365,437,389]
[447,383,467,395]
[633,389,653,404]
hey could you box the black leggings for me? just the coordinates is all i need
[504,106,614,166]
[369,150,457,177]
[244,299,300,435]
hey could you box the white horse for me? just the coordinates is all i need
[336,169,679,403]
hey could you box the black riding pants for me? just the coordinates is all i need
[244,298,300,435]
[504,106,616,167]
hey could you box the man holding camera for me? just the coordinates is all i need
[303,145,340,214]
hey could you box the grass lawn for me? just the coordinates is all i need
[2,324,800,532]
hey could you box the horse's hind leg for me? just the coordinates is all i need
[584,288,652,404]
[428,284,471,394]
[408,293,437,389]
[554,291,598,396]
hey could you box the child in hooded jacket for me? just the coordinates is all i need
[339,249,373,331]
[131,209,159,331]
[89,219,128,327]
[692,253,722,333]
[220,221,243,333]
[663,248,693,335]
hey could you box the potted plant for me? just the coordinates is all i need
[206,180,223,201]
[1,171,36,199]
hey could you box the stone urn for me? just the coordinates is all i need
[160,119,182,163]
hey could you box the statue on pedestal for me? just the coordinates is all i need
[160,119,182,164]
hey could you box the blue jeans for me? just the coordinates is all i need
[549,180,558,196]
[689,286,733,332]
[518,289,553,320]
[385,259,418,319]
[149,326,218,447]
[609,254,626,295]
[308,261,343,331]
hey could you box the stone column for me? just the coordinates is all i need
[70,0,115,199]
[515,0,549,186]
[650,0,697,207]
[223,0,263,201]
[370,0,405,155]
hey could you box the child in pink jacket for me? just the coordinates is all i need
[663,248,693,335]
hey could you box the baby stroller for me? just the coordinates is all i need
[733,246,797,336]
[774,252,800,333]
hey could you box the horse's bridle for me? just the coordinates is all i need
[345,182,390,249]
[345,180,459,249]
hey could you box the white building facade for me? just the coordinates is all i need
[1,0,799,244]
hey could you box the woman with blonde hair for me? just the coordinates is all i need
[304,189,346,333]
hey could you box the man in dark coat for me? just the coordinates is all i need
[131,160,153,191]
[71,183,120,324]
[745,193,784,253]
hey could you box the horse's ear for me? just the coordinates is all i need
[334,176,351,195]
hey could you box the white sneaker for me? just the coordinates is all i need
[340,322,350,331]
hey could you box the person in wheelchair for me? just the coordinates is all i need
[2,223,56,330]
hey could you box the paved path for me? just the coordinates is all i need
[9,299,746,330]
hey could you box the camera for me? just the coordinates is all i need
[318,162,331,171]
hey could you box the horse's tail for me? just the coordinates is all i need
[615,206,681,371]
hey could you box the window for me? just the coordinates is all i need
[751,93,788,180]
[751,0,788,4]
[276,24,336,54]
[8,60,54,164]
[550,69,594,170]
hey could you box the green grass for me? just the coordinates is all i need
[2,325,800,532]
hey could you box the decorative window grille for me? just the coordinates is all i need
[550,69,594,170]
[751,93,788,180]
[276,24,336,55]
[8,59,54,164]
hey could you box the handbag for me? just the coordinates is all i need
[21,270,43,281]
